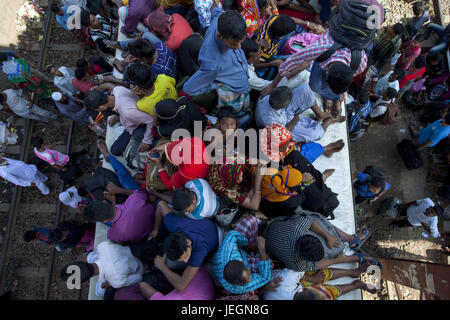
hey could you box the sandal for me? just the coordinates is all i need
[348,228,372,251]
[355,250,382,270]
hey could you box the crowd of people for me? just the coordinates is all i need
[0,0,449,300]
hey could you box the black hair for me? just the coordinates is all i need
[123,62,154,90]
[171,188,195,215]
[241,38,260,59]
[257,0,270,9]
[164,233,189,261]
[269,15,295,39]
[357,90,369,104]
[412,1,425,16]
[414,55,426,69]
[0,93,4,105]
[24,230,37,242]
[128,39,155,60]
[296,235,324,262]
[445,113,450,125]
[84,90,108,110]
[433,204,444,216]
[217,10,247,42]
[75,68,86,80]
[414,33,425,42]
[50,228,64,242]
[217,105,238,120]
[327,62,353,94]
[80,8,90,27]
[269,86,293,109]
[31,136,44,149]
[0,53,9,62]
[78,186,88,197]
[293,289,323,300]
[362,165,386,189]
[61,262,95,283]
[393,23,404,35]
[76,58,88,69]
[51,3,61,12]
[385,87,397,99]
[223,260,248,286]
[83,200,114,222]
[393,68,406,79]
[46,65,55,74]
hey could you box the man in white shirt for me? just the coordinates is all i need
[61,240,144,298]
[256,85,345,143]
[0,156,49,194]
[391,198,443,238]
[48,66,80,96]
[372,69,404,96]
[1,89,58,123]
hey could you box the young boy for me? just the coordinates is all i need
[72,68,95,95]
[51,3,74,31]
[371,23,405,72]
[347,91,372,133]
[410,111,450,150]
[256,86,344,143]
[354,166,390,204]
[124,62,177,117]
[368,87,398,120]
[48,66,79,97]
[80,8,116,55]
[372,68,404,96]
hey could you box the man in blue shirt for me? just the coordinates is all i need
[410,111,450,150]
[183,4,251,128]
[51,4,76,31]
[149,200,219,293]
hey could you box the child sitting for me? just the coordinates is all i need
[354,165,390,205]
[368,87,398,122]
[347,91,372,135]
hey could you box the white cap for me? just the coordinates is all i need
[51,92,62,102]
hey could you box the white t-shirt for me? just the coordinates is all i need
[264,268,305,300]
[2,89,30,116]
[374,71,400,96]
[369,97,394,118]
[185,178,219,220]
[54,66,79,96]
[407,198,440,238]
[59,186,85,208]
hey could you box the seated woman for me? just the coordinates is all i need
[153,97,209,139]
[143,6,194,51]
[257,165,314,218]
[148,136,210,190]
[260,124,339,219]
[207,161,265,211]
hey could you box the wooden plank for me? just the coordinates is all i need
[17,267,48,278]
[27,43,81,51]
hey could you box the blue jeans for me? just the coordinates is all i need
[309,61,341,102]
[107,155,140,190]
[424,23,449,54]
[118,32,163,50]
[320,0,331,24]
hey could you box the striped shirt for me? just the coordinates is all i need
[264,212,317,272]
[213,230,272,294]
[278,30,368,78]
[255,15,280,62]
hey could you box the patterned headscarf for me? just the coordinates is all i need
[144,7,172,39]
[260,166,303,202]
[219,163,246,187]
[260,123,297,163]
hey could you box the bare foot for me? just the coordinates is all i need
[323,98,333,113]
[317,111,332,122]
[355,279,378,294]
[332,100,342,116]
[323,139,345,157]
[103,191,115,203]
[322,169,335,182]
[97,139,110,162]
[353,262,372,277]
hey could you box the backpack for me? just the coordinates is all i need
[396,139,423,170]
[377,197,404,218]
[316,0,378,72]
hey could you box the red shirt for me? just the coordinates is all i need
[399,67,426,88]
[72,78,95,94]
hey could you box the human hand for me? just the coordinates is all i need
[108,115,119,127]
[147,228,159,241]
[254,162,267,182]
[256,236,266,252]
[265,276,282,292]
[260,83,276,98]
[138,142,150,152]
[270,59,285,67]
[101,281,110,289]
[154,254,167,270]
[302,172,313,183]
[310,23,325,34]
[326,235,340,249]
[258,39,270,49]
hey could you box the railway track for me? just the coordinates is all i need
[0,0,90,300]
